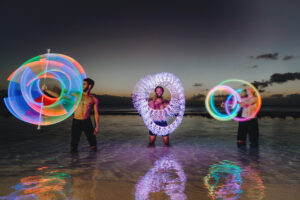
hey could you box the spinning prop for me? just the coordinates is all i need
[205,79,262,122]
[4,53,86,126]
[132,72,185,136]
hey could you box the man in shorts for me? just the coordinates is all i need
[148,86,169,146]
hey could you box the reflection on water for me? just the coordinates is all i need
[0,115,299,199]
[204,160,265,200]
[135,155,187,200]
[0,167,71,200]
[204,160,242,200]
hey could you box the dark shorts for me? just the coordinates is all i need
[237,118,259,145]
[71,118,97,149]
[149,121,169,136]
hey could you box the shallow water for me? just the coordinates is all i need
[0,115,299,200]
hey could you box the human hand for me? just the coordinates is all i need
[94,127,99,135]
[220,102,225,108]
[41,85,47,92]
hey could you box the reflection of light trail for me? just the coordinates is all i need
[135,156,187,200]
[0,167,71,200]
[204,160,265,200]
[204,160,242,200]
[242,166,265,200]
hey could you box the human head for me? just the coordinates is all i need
[155,86,164,97]
[246,86,256,97]
[83,78,94,92]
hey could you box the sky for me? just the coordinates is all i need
[0,0,299,99]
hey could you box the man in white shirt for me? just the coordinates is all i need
[237,87,259,147]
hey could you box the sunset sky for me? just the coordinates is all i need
[0,0,299,99]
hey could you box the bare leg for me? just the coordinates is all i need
[149,135,156,146]
[163,136,169,146]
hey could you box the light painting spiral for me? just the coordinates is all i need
[132,72,185,136]
[4,53,86,125]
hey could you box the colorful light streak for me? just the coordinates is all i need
[203,160,243,200]
[132,72,185,136]
[205,79,262,122]
[204,160,265,200]
[0,167,71,200]
[4,53,86,125]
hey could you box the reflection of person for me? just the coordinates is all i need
[43,78,99,152]
[148,86,169,146]
[237,87,259,147]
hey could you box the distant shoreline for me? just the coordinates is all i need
[96,110,300,118]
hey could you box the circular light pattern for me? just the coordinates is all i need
[203,160,243,200]
[4,53,86,125]
[135,156,187,200]
[204,160,265,200]
[132,72,185,136]
[205,79,262,122]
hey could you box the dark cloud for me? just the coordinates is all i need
[258,89,265,93]
[252,72,300,92]
[193,83,202,87]
[252,80,270,90]
[191,93,205,100]
[250,52,278,60]
[270,72,300,83]
[282,55,294,60]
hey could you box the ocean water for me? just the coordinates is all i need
[0,115,299,200]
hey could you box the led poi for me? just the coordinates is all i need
[4,53,86,125]
[205,79,262,122]
[132,72,185,136]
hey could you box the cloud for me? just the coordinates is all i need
[191,93,205,100]
[252,72,300,92]
[193,83,202,87]
[282,55,294,61]
[252,80,270,89]
[270,72,300,83]
[250,52,278,60]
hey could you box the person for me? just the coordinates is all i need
[237,87,259,147]
[148,86,170,146]
[43,78,99,152]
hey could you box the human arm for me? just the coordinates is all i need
[93,97,99,135]
[238,96,257,107]
[149,100,155,109]
[42,85,59,98]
